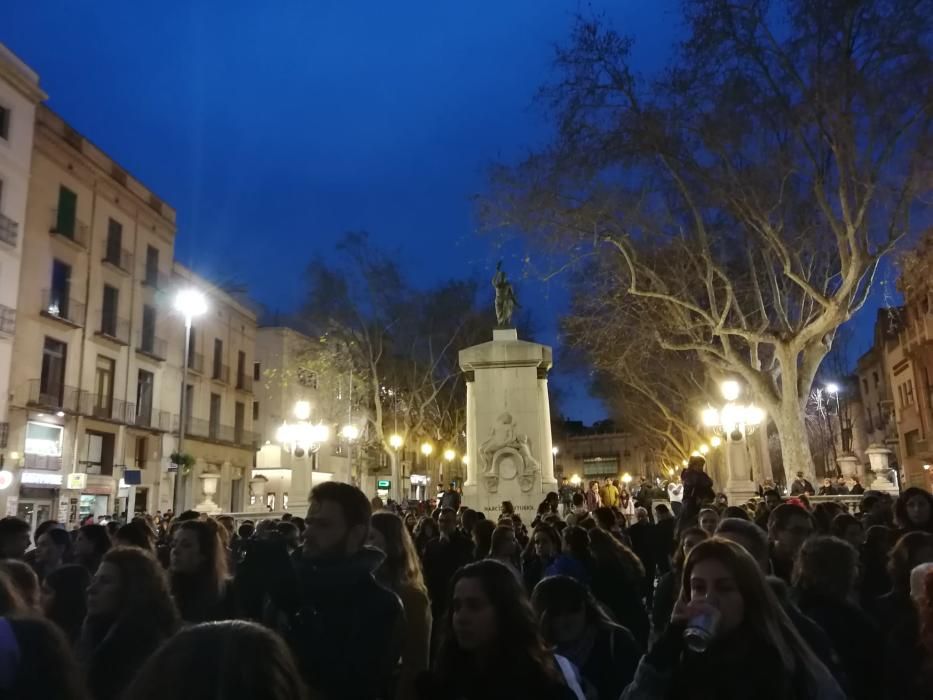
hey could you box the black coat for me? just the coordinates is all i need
[589,561,649,649]
[871,591,926,700]
[79,617,173,700]
[794,590,880,700]
[287,548,405,700]
[652,519,676,574]
[422,532,473,615]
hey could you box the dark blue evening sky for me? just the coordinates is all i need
[3,1,888,422]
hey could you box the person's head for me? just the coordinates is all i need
[171,520,228,593]
[500,501,515,516]
[403,511,418,531]
[822,478,832,487]
[634,507,648,523]
[531,575,617,646]
[836,476,847,485]
[592,506,617,532]
[113,521,155,551]
[472,519,496,556]
[830,513,864,548]
[489,526,518,560]
[888,532,933,593]
[860,491,893,521]
[716,517,771,572]
[531,524,561,560]
[438,560,557,679]
[688,455,706,472]
[237,522,255,540]
[763,489,782,510]
[73,524,111,561]
[41,565,91,640]
[895,488,933,531]
[121,620,308,700]
[304,482,371,559]
[545,491,559,506]
[655,503,672,520]
[698,508,720,535]
[438,507,458,536]
[603,477,612,486]
[571,492,585,508]
[796,471,805,480]
[0,616,90,700]
[673,527,708,571]
[35,528,71,569]
[369,511,425,593]
[793,536,859,599]
[87,546,179,630]
[415,515,438,540]
[723,506,750,520]
[0,517,31,560]
[276,521,301,553]
[589,480,599,492]
[561,526,589,559]
[768,504,815,560]
[0,560,39,611]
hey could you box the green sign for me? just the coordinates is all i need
[377,479,391,489]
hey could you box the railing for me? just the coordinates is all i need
[77,391,136,423]
[26,379,80,412]
[95,313,130,345]
[0,213,17,247]
[212,364,230,384]
[235,374,253,392]
[187,353,204,374]
[49,208,89,247]
[102,248,133,273]
[141,269,169,290]
[0,305,15,335]
[41,289,86,326]
[135,408,174,432]
[136,332,167,360]
[185,416,257,447]
[0,422,8,449]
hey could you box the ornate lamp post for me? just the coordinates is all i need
[701,380,766,502]
[276,401,330,469]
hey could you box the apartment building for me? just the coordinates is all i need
[5,103,180,528]
[163,264,258,514]
[855,309,901,462]
[0,46,44,517]
[254,326,350,514]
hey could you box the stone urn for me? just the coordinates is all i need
[196,470,222,513]
[865,444,898,495]
[836,453,860,478]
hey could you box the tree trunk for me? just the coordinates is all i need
[773,399,817,484]
[389,448,401,504]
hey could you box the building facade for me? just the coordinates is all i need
[554,430,654,485]
[5,103,181,528]
[0,46,44,516]
[855,310,901,464]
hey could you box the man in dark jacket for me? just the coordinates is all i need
[627,507,656,603]
[288,482,404,700]
[789,471,815,496]
[680,456,715,524]
[422,506,473,618]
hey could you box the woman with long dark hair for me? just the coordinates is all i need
[72,525,111,575]
[587,528,650,648]
[522,524,561,592]
[652,527,708,637]
[0,616,90,700]
[545,526,592,585]
[622,538,844,699]
[78,547,180,700]
[413,516,439,559]
[895,488,933,535]
[417,559,579,699]
[370,511,432,700]
[170,519,235,623]
[533,575,641,700]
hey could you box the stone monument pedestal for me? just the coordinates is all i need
[724,439,758,505]
[866,444,899,495]
[460,328,557,518]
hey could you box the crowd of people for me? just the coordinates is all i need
[1,456,933,699]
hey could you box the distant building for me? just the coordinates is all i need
[855,309,901,463]
[554,422,655,486]
[0,44,44,518]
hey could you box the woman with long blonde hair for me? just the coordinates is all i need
[370,511,432,700]
[622,538,844,699]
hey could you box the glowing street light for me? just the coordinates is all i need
[340,424,360,441]
[294,401,312,421]
[621,473,633,485]
[461,455,469,465]
[710,436,722,448]
[443,448,456,462]
[720,380,741,402]
[826,383,840,395]
[569,473,582,486]
[699,444,709,455]
[551,446,559,456]
[420,442,434,457]
[389,433,404,450]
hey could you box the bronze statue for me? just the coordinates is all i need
[492,261,518,328]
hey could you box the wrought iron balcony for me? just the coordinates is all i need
[186,352,204,374]
[41,289,86,327]
[27,379,80,413]
[135,332,167,361]
[134,408,173,432]
[0,213,17,247]
[211,364,230,384]
[0,305,15,335]
[235,374,253,392]
[49,208,89,247]
[77,391,136,423]
[141,269,169,290]
[95,313,130,345]
[102,248,133,273]
[184,416,257,448]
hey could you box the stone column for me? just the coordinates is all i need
[464,379,477,486]
[724,438,758,505]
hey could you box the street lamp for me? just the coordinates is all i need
[341,424,360,441]
[569,473,582,486]
[389,433,404,450]
[552,446,559,456]
[701,381,765,442]
[276,402,330,459]
[421,442,433,457]
[443,448,456,462]
[710,436,722,448]
[698,444,709,455]
[172,288,208,515]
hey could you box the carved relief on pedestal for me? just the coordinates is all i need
[480,412,540,493]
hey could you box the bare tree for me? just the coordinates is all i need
[484,1,931,480]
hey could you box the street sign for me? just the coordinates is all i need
[66,472,87,490]
[377,479,391,489]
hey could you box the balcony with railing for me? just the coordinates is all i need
[135,332,167,361]
[49,208,89,247]
[26,379,80,413]
[211,364,230,384]
[185,416,257,448]
[134,407,174,432]
[0,305,15,335]
[41,289,86,327]
[0,213,17,248]
[187,352,204,374]
[235,374,253,393]
[95,312,130,345]
[141,269,169,290]
[102,248,133,274]
[77,391,136,423]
